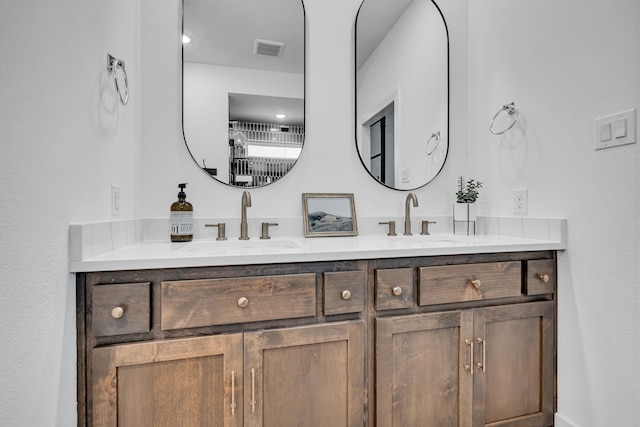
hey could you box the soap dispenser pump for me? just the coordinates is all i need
[170,183,193,242]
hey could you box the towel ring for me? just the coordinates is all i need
[107,54,129,105]
[425,131,440,155]
[490,102,518,135]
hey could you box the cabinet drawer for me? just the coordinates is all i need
[160,273,316,330]
[526,259,555,295]
[93,282,151,337]
[323,271,366,315]
[418,262,521,306]
[375,268,414,310]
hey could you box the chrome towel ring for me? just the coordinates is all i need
[107,54,129,105]
[425,131,440,155]
[490,102,518,135]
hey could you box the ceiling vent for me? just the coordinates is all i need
[254,39,285,57]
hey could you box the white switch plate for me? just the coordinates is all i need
[594,108,636,150]
[111,184,120,216]
[401,167,410,183]
[513,188,528,214]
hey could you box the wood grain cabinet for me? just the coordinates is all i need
[92,333,243,426]
[78,263,367,427]
[376,302,554,427]
[244,321,364,427]
[78,253,556,427]
[374,257,556,427]
[91,322,363,427]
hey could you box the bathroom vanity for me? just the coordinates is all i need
[73,228,562,426]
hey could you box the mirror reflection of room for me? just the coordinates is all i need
[355,0,448,190]
[182,0,305,188]
[228,94,304,187]
[365,102,395,187]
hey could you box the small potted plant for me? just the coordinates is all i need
[454,176,483,222]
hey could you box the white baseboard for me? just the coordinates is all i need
[555,412,575,427]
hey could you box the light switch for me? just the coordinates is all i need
[594,108,636,150]
[614,119,627,138]
[600,123,612,141]
[401,167,410,183]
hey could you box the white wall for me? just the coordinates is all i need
[468,1,640,426]
[0,1,141,425]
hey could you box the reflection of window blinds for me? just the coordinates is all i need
[229,121,304,145]
[247,145,302,159]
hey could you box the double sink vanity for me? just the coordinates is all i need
[74,0,565,424]
[73,217,565,426]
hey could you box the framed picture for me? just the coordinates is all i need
[302,193,358,237]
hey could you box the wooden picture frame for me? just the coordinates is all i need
[302,193,358,237]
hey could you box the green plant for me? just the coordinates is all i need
[456,177,483,203]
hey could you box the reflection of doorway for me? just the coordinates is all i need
[365,103,394,187]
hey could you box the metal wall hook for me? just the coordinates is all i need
[490,102,518,135]
[425,131,440,155]
[107,53,129,105]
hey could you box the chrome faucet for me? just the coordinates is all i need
[404,192,419,235]
[240,190,252,240]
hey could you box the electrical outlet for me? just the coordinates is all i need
[513,188,528,214]
[111,184,121,216]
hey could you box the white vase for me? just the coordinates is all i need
[453,202,477,222]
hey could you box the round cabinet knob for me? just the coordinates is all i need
[538,274,550,283]
[392,287,403,296]
[237,297,249,308]
[470,279,482,289]
[341,290,352,300]
[111,306,125,319]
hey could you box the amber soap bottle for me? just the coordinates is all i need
[170,183,193,242]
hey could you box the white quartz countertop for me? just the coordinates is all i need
[69,231,566,273]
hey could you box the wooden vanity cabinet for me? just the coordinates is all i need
[376,302,553,427]
[372,253,557,427]
[77,252,557,427]
[92,333,243,426]
[77,262,367,427]
[243,321,364,427]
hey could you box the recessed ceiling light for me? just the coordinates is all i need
[182,34,192,44]
[275,113,287,119]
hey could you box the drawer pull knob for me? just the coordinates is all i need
[110,306,125,319]
[392,286,403,296]
[538,274,550,283]
[237,297,249,308]
[470,279,482,288]
[341,290,352,300]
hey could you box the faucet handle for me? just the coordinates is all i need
[260,222,278,240]
[379,221,397,236]
[420,220,437,236]
[205,223,227,240]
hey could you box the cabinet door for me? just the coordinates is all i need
[472,301,554,427]
[244,321,365,427]
[376,311,474,427]
[92,334,243,427]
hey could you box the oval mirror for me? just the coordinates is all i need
[355,0,448,190]
[182,0,305,187]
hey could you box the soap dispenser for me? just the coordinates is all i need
[170,183,193,242]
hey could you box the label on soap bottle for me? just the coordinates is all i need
[170,211,193,235]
